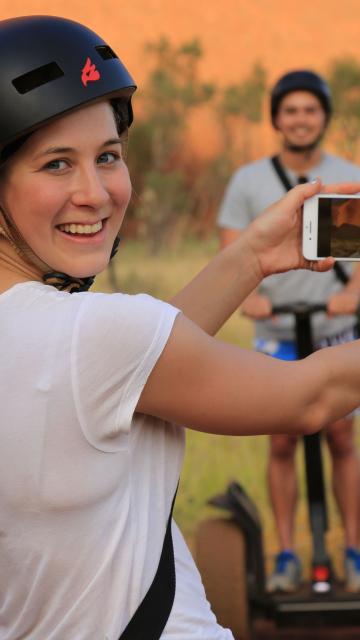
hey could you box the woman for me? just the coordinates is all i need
[1,15,360,640]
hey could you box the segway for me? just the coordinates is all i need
[195,303,360,639]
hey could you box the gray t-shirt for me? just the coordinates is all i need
[217,153,360,341]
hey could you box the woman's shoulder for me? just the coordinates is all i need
[77,290,176,319]
[4,281,171,312]
[2,282,178,337]
[3,282,179,348]
[73,290,179,347]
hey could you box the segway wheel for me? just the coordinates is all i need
[195,517,251,640]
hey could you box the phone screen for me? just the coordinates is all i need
[318,197,360,258]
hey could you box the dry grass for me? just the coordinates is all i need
[95,238,360,578]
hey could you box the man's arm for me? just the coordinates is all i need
[328,263,360,316]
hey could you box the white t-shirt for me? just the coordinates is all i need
[0,282,233,640]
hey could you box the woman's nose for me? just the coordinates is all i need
[71,166,110,209]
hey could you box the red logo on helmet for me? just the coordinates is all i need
[81,57,101,87]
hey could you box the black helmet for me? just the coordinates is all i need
[0,15,136,147]
[270,70,332,126]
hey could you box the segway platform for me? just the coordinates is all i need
[268,585,360,627]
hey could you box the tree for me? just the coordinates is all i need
[123,44,268,252]
[327,57,360,160]
[216,63,267,165]
[126,36,215,252]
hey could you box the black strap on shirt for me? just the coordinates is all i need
[333,262,350,284]
[119,488,178,640]
[271,154,293,192]
[270,155,350,285]
[297,175,308,184]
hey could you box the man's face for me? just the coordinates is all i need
[274,90,327,151]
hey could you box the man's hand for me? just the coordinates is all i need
[327,291,360,316]
[241,293,272,319]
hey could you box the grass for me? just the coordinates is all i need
[95,237,360,578]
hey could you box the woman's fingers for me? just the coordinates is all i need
[322,182,360,195]
[275,180,360,218]
[306,256,334,272]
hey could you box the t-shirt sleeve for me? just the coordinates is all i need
[217,168,254,230]
[71,292,180,452]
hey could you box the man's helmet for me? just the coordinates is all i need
[0,15,136,148]
[270,70,332,127]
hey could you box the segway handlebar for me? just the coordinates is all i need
[272,302,327,316]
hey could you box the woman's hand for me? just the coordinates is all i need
[242,180,360,279]
[170,180,360,337]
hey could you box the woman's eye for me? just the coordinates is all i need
[97,151,120,165]
[44,159,68,171]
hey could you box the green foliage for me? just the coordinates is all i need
[142,36,215,171]
[136,170,190,253]
[219,63,266,122]
[127,40,267,251]
[127,36,216,252]
[327,57,360,159]
[216,63,267,165]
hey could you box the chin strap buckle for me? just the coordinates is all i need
[42,271,95,293]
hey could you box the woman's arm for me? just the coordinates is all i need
[220,228,272,320]
[170,230,265,335]
[137,313,360,437]
[171,181,360,335]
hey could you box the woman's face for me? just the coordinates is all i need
[0,101,132,278]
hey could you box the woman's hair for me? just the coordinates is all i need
[0,134,32,165]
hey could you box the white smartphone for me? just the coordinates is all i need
[303,193,360,261]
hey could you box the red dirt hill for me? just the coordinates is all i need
[2,0,360,157]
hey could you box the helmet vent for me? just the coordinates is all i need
[95,45,118,61]
[12,62,64,95]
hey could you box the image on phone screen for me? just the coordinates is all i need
[318,197,360,258]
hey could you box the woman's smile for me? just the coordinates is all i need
[56,218,108,243]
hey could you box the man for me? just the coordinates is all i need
[217,69,360,593]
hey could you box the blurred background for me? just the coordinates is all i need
[6,0,360,575]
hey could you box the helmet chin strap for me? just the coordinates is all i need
[42,271,96,293]
[42,236,120,292]
[0,207,120,293]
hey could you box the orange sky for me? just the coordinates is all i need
[2,0,360,157]
[3,0,360,85]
